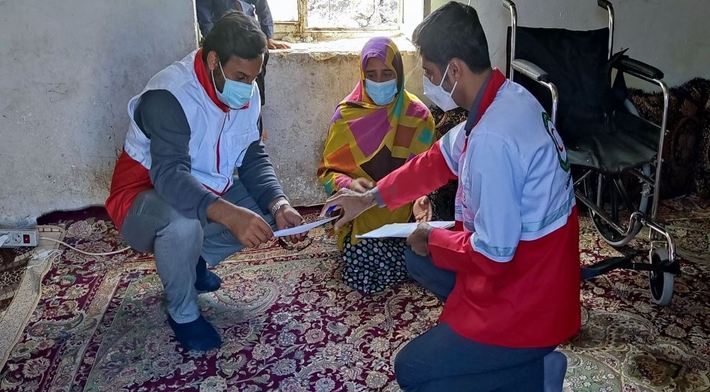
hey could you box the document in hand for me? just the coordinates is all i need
[273,216,338,237]
[356,221,456,239]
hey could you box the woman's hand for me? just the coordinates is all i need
[349,178,375,194]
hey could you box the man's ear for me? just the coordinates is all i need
[449,58,466,81]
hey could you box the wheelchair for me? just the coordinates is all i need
[501,0,679,304]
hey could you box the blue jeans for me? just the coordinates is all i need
[397,250,554,391]
[120,179,275,323]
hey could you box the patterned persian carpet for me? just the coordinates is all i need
[0,227,64,370]
[0,248,35,312]
[0,201,708,392]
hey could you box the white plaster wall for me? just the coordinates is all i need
[263,38,424,206]
[432,0,709,87]
[0,0,198,225]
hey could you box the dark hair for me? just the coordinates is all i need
[202,11,267,64]
[412,2,491,73]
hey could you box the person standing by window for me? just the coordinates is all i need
[195,0,290,107]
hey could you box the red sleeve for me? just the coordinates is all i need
[428,228,509,276]
[377,141,457,210]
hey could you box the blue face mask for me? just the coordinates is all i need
[365,78,398,106]
[212,61,254,109]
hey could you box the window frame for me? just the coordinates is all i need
[273,0,408,40]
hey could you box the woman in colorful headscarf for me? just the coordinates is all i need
[317,37,436,294]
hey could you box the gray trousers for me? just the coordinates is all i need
[120,179,275,323]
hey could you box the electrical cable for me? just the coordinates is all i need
[39,236,131,256]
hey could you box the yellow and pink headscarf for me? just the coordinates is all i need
[318,37,436,247]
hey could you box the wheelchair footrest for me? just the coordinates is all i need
[581,255,635,281]
[581,254,681,281]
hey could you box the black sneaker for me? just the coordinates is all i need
[167,314,222,351]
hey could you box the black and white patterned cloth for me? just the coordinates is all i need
[341,235,409,294]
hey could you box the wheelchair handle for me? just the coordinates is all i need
[597,0,612,9]
[597,0,615,59]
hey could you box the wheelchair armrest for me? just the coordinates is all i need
[613,56,664,80]
[512,59,549,82]
[511,59,558,124]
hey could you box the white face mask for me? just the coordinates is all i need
[423,63,459,112]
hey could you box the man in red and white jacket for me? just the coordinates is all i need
[322,3,580,391]
[106,12,306,352]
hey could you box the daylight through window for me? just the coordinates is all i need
[272,0,403,35]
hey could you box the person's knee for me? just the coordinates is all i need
[161,217,203,249]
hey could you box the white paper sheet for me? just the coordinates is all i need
[273,216,338,237]
[356,221,456,239]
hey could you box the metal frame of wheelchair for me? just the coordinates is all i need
[501,0,679,305]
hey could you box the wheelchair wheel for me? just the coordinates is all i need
[649,247,674,305]
[588,165,651,247]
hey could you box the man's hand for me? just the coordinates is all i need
[407,223,432,257]
[349,177,375,194]
[274,204,307,243]
[208,199,273,248]
[320,188,377,231]
[268,38,290,50]
[413,196,432,223]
